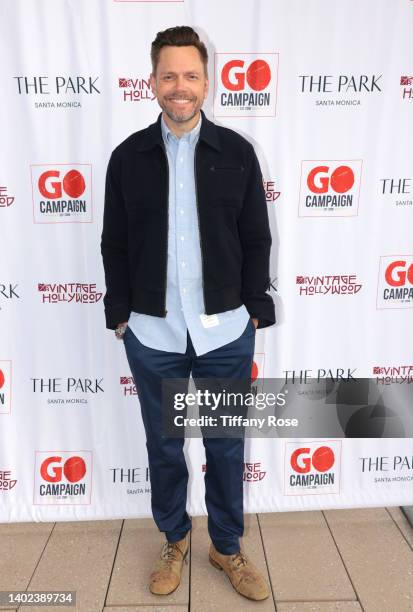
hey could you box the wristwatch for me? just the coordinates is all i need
[115,322,128,339]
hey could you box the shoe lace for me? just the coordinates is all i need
[230,551,248,570]
[160,541,185,566]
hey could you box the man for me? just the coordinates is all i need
[101,26,275,601]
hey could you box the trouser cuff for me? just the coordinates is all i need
[212,538,241,555]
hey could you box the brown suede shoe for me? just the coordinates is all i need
[149,533,190,595]
[209,543,270,601]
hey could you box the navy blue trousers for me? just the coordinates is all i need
[123,318,256,555]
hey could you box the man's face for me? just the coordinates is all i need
[150,45,209,126]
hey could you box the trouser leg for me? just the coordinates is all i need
[190,319,256,554]
[123,326,193,543]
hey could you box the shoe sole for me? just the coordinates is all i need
[150,547,189,596]
[209,555,269,601]
[209,555,223,571]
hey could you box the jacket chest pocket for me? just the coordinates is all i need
[209,165,245,207]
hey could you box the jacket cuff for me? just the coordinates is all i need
[242,293,276,329]
[104,304,131,331]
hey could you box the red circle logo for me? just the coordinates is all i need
[311,446,335,472]
[330,166,354,193]
[246,60,271,91]
[251,361,259,382]
[0,369,4,389]
[63,456,87,483]
[63,170,86,198]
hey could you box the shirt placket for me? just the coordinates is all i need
[176,136,190,307]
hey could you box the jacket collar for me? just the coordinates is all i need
[136,109,221,152]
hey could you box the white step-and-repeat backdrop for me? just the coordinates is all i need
[1,0,413,522]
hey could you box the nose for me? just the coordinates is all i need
[175,75,187,90]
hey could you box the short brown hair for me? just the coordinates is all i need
[151,26,208,76]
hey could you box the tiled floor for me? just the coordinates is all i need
[0,507,412,611]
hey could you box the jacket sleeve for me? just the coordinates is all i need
[100,148,131,330]
[238,144,276,329]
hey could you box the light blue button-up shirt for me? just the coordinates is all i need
[128,113,250,356]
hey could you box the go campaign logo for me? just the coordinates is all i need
[299,160,362,217]
[30,164,92,223]
[284,441,342,495]
[34,451,92,505]
[377,256,413,309]
[0,361,12,415]
[213,53,278,117]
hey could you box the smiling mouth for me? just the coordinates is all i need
[169,98,192,104]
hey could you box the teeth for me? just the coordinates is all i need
[171,99,190,103]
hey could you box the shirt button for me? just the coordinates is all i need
[180,236,185,241]
[181,261,186,268]
[180,157,184,163]
[179,182,184,189]
[182,288,187,294]
[180,209,184,215]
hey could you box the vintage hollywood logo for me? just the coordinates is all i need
[284,441,341,495]
[34,451,92,505]
[214,53,278,117]
[0,186,15,208]
[14,75,100,109]
[299,160,362,217]
[0,470,17,490]
[296,274,362,296]
[244,461,266,482]
[118,77,156,102]
[377,256,413,309]
[373,364,413,384]
[202,461,266,483]
[31,165,92,223]
[299,73,382,107]
[37,283,102,304]
[0,361,12,415]
[400,76,413,100]
[263,179,281,203]
[120,375,138,396]
[380,177,413,207]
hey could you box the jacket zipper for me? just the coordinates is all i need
[194,141,207,313]
[161,143,169,316]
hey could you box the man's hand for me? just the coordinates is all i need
[251,317,259,329]
[115,321,128,340]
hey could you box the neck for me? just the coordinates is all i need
[162,110,201,138]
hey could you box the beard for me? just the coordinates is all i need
[160,94,202,124]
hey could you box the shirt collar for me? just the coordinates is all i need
[161,112,202,146]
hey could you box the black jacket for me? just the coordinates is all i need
[101,109,275,330]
